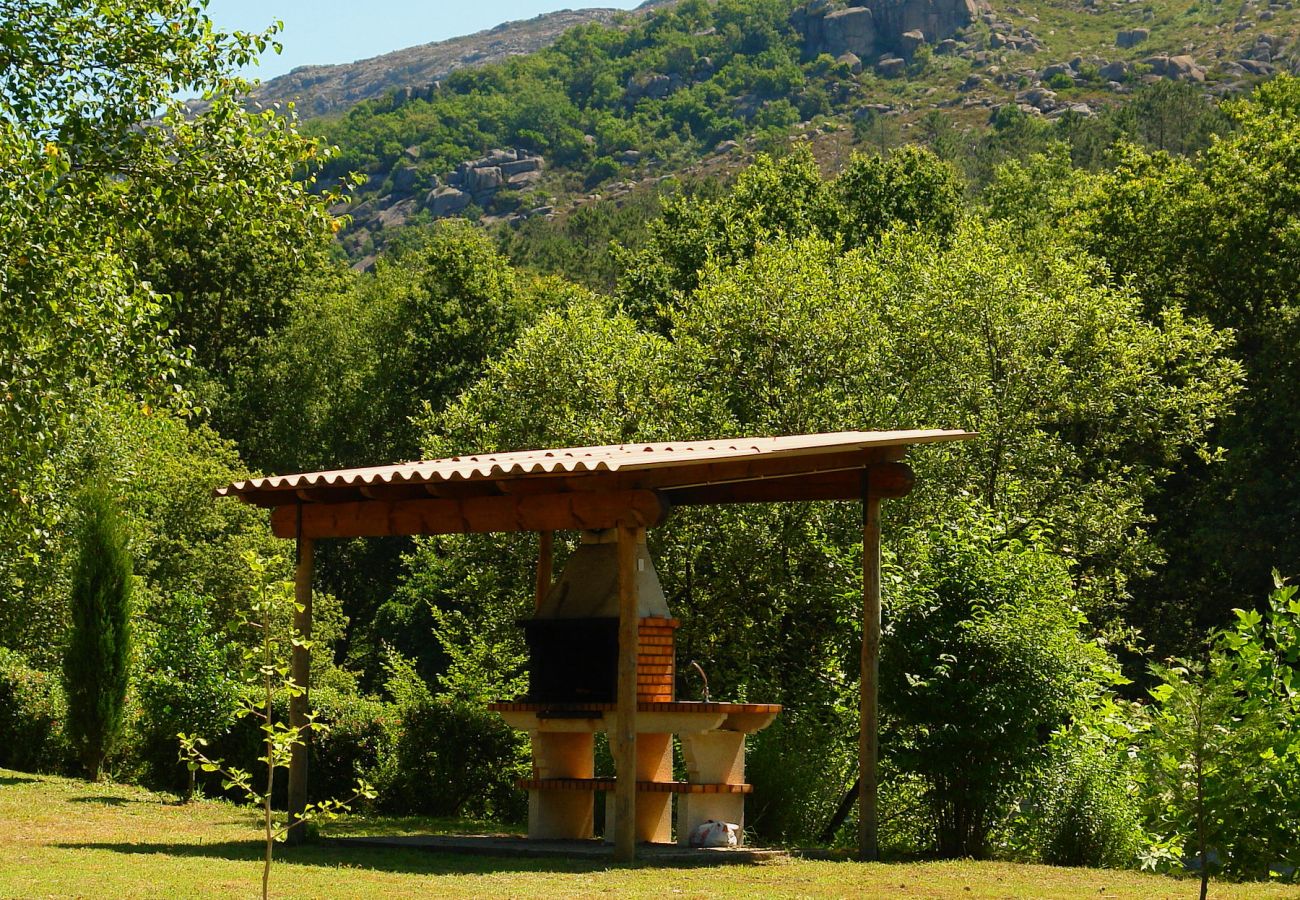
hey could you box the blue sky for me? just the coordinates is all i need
[206,1,647,82]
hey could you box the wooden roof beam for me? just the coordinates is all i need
[269,489,668,539]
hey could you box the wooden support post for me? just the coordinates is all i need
[286,534,314,845]
[613,523,641,862]
[859,488,881,862]
[535,530,553,613]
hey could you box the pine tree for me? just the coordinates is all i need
[64,486,133,781]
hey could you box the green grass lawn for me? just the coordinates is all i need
[2,768,1296,899]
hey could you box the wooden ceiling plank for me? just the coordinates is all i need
[663,462,914,506]
[293,486,368,504]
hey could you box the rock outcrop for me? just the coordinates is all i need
[1116,28,1150,49]
[1143,54,1208,82]
[445,149,546,208]
[815,7,880,58]
[793,0,984,61]
[340,147,547,270]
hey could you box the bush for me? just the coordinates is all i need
[134,592,241,793]
[375,695,527,821]
[746,707,857,845]
[0,648,74,774]
[585,156,622,188]
[1010,719,1146,867]
[881,509,1115,858]
[200,678,394,808]
[908,44,933,76]
[307,685,398,805]
[1047,72,1075,90]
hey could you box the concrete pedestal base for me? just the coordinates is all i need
[675,731,747,845]
[603,731,674,844]
[603,790,674,844]
[529,789,594,840]
[528,731,594,839]
[676,792,746,847]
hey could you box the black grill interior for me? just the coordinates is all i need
[522,617,618,703]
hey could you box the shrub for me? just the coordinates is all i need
[369,642,525,819]
[881,509,1114,858]
[1047,72,1075,90]
[375,695,527,821]
[0,648,75,774]
[201,678,393,808]
[134,592,241,794]
[746,707,857,845]
[908,44,933,76]
[585,156,621,188]
[307,685,397,805]
[1010,716,1146,867]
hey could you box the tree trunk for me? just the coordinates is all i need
[1196,687,1209,900]
[263,619,275,900]
[85,748,103,783]
[1197,765,1208,900]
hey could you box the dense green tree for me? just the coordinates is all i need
[835,146,962,248]
[1126,80,1233,158]
[0,0,342,654]
[1041,77,1300,646]
[616,144,835,330]
[64,487,133,781]
[235,220,550,474]
[669,227,1238,611]
[616,143,964,331]
[228,224,571,683]
[374,220,528,457]
[496,188,665,290]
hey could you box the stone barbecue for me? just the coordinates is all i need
[492,528,780,845]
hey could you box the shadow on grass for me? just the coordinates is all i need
[67,795,148,806]
[0,774,40,786]
[324,814,524,838]
[53,839,618,876]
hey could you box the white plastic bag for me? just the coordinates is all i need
[689,819,740,848]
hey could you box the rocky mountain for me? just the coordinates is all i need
[295,0,1299,269]
[244,2,675,118]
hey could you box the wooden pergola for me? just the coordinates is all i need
[217,429,974,861]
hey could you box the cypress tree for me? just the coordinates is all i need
[64,486,133,781]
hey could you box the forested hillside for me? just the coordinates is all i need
[295,0,1300,266]
[3,0,1300,888]
[213,2,677,118]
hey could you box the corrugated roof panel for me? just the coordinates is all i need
[216,429,975,502]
